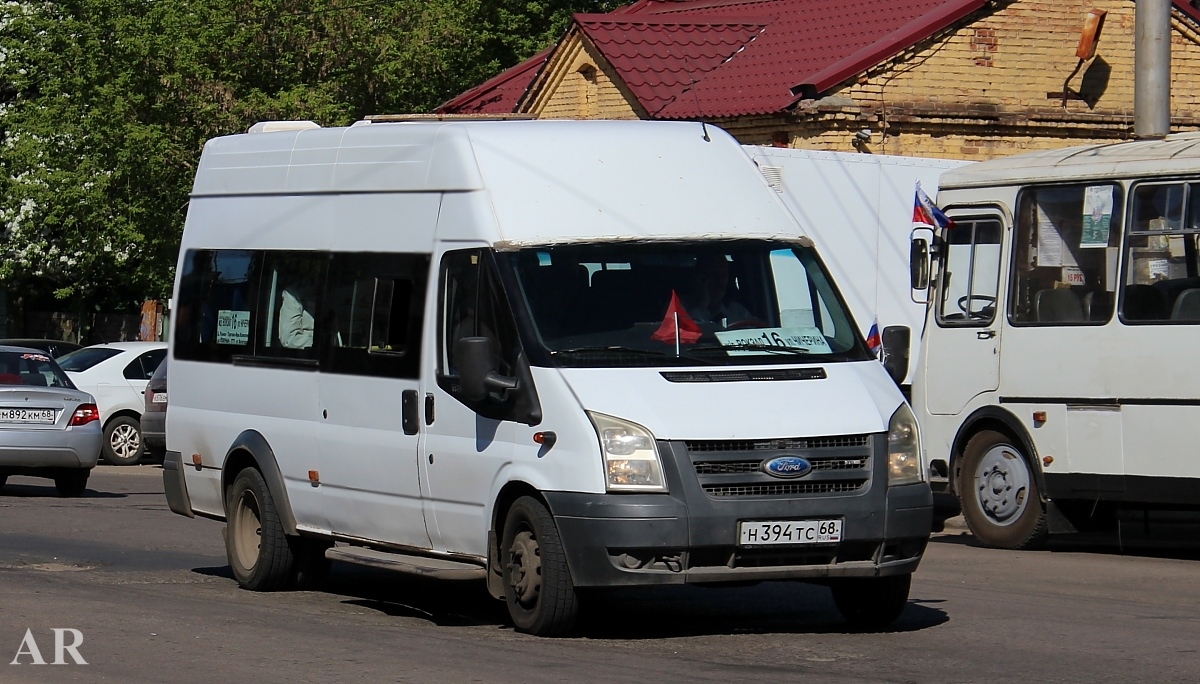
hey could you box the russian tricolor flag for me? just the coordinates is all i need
[913,181,954,230]
[865,320,881,357]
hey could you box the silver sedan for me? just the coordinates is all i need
[0,346,102,497]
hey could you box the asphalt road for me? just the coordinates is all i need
[1,466,1198,683]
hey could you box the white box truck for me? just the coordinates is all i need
[744,147,969,388]
[162,118,932,636]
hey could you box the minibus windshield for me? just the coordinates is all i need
[506,240,871,367]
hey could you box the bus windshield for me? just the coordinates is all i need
[505,240,870,367]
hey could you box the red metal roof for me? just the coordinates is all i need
[619,0,989,119]
[574,15,770,117]
[436,47,553,115]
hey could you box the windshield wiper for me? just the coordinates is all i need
[551,345,717,364]
[552,345,672,357]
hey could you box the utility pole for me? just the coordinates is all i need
[1134,0,1171,138]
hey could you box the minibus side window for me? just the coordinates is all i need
[936,218,1002,326]
[438,249,524,412]
[175,249,260,363]
[1120,182,1200,323]
[255,252,327,362]
[1010,185,1119,325]
[321,253,429,378]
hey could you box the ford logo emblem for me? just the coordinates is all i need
[762,455,812,479]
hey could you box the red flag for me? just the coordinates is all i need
[651,290,702,344]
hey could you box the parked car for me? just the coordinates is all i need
[0,338,83,359]
[58,342,166,465]
[0,346,101,496]
[141,357,167,458]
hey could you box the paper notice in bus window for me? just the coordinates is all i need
[1037,207,1064,267]
[1061,266,1086,287]
[1148,258,1171,280]
[217,310,250,345]
[1081,185,1113,248]
[714,327,832,355]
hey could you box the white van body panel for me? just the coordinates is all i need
[745,147,968,385]
[557,363,900,440]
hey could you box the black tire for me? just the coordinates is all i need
[0,475,7,491]
[54,468,90,498]
[501,496,579,637]
[101,416,143,465]
[958,429,1049,550]
[225,467,294,591]
[830,574,912,630]
[290,537,333,591]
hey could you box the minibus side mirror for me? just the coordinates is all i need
[880,325,910,386]
[909,237,930,290]
[454,337,518,402]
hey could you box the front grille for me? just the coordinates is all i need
[693,457,868,475]
[684,433,875,500]
[703,481,864,497]
[685,434,870,452]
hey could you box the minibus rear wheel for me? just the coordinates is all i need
[959,430,1048,550]
[501,496,579,637]
[226,467,295,591]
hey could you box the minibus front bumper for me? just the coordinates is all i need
[543,438,932,588]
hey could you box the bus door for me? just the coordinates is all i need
[1003,184,1124,487]
[924,212,1006,415]
[316,252,433,549]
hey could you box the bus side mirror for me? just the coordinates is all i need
[910,237,930,290]
[881,326,910,386]
[454,337,518,402]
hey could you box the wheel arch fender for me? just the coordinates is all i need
[104,409,143,428]
[220,430,298,535]
[950,406,1045,502]
[485,467,557,600]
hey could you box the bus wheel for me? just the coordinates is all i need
[226,467,294,591]
[959,430,1048,550]
[501,496,579,637]
[830,574,911,630]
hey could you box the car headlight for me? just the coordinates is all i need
[887,402,923,486]
[587,412,667,492]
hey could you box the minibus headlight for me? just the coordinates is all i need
[887,403,923,486]
[587,412,667,492]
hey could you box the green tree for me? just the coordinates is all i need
[0,0,616,314]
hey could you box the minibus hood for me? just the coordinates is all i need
[553,362,902,440]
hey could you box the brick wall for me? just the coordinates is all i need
[525,34,644,120]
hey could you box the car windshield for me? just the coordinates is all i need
[0,351,75,388]
[57,347,122,372]
[505,240,870,367]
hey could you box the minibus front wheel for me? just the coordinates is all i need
[959,430,1049,550]
[501,496,579,637]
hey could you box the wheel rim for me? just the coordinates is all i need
[232,490,262,572]
[110,424,140,460]
[507,526,541,609]
[974,443,1031,527]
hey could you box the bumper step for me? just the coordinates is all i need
[325,546,486,581]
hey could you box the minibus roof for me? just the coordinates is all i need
[940,131,1200,190]
[191,119,801,246]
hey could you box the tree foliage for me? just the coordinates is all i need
[0,0,619,310]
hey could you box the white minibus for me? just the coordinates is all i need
[162,118,932,636]
[911,132,1200,549]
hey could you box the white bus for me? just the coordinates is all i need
[911,132,1200,549]
[162,118,933,636]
